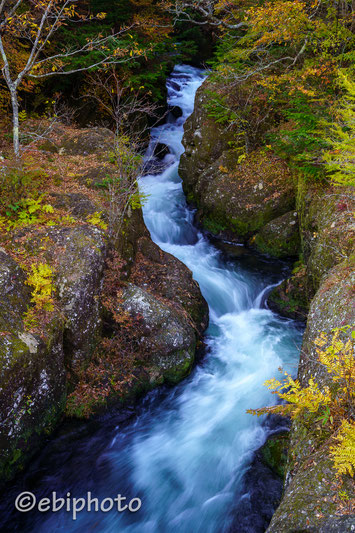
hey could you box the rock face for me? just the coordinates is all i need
[0,251,66,485]
[179,81,235,181]
[297,178,355,293]
[179,82,296,243]
[250,211,300,259]
[0,142,208,485]
[267,261,355,532]
[179,76,355,532]
[46,226,107,367]
[121,284,196,383]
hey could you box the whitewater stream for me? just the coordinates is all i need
[1,65,303,533]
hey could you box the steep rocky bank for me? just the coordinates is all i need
[179,79,355,531]
[0,127,208,486]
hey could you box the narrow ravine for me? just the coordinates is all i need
[1,66,303,533]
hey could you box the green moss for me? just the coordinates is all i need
[261,432,289,478]
[163,348,195,384]
[0,392,66,487]
[202,216,227,234]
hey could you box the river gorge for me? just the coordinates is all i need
[0,66,305,533]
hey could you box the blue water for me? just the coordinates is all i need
[0,65,303,533]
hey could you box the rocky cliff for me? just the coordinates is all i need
[0,127,208,486]
[179,80,355,531]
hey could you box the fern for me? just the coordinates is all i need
[330,420,355,477]
[248,327,355,478]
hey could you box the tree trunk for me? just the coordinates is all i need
[10,89,20,158]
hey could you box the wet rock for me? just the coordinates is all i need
[120,284,197,383]
[229,434,287,533]
[153,142,170,160]
[260,432,289,479]
[250,211,300,258]
[168,105,183,119]
[268,266,309,321]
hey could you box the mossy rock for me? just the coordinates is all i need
[269,259,355,532]
[182,146,295,242]
[37,139,59,153]
[267,451,354,532]
[250,211,301,259]
[179,78,296,243]
[268,266,309,321]
[179,79,235,185]
[297,177,355,293]
[0,304,66,487]
[0,250,31,331]
[49,192,99,220]
[59,127,114,156]
[261,432,289,479]
[298,258,354,389]
[16,225,108,368]
[120,284,197,384]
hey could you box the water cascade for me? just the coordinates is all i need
[1,65,303,533]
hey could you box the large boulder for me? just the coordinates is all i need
[120,284,197,383]
[0,251,66,486]
[179,81,295,243]
[0,224,107,483]
[59,127,114,156]
[267,259,355,532]
[18,225,107,368]
[182,148,295,242]
[129,233,209,334]
[250,211,300,258]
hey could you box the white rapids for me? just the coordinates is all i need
[9,65,302,533]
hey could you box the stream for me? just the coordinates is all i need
[0,65,303,533]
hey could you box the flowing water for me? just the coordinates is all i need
[1,65,303,533]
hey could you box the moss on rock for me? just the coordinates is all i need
[261,432,289,479]
[268,266,309,321]
[268,259,355,532]
[59,127,114,156]
[297,177,354,294]
[179,81,296,243]
[251,211,300,258]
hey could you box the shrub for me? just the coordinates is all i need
[248,327,355,478]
